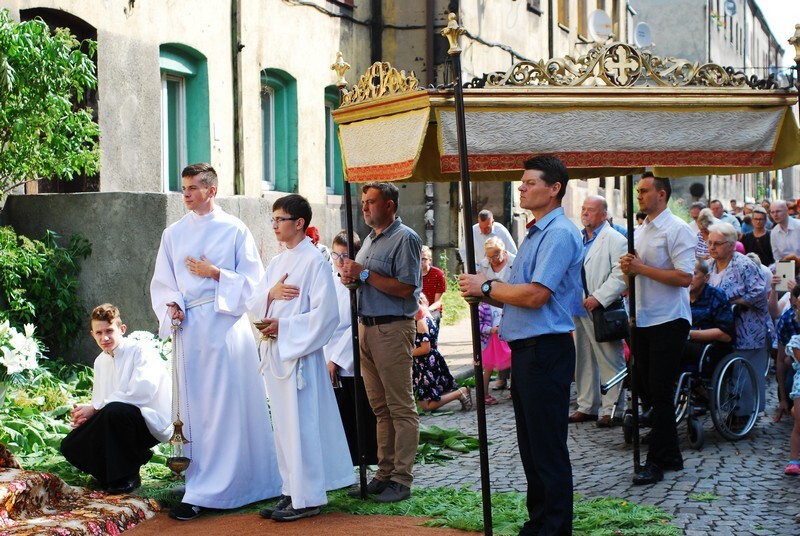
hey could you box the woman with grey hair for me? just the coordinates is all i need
[695,208,716,260]
[707,221,771,411]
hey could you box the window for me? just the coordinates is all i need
[578,0,588,38]
[527,0,542,14]
[261,69,298,192]
[597,0,606,10]
[159,44,210,192]
[558,0,569,27]
[161,74,186,192]
[324,87,344,195]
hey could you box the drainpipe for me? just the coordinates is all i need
[370,0,382,63]
[231,0,244,194]
[548,0,554,58]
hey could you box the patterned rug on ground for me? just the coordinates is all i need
[0,465,159,535]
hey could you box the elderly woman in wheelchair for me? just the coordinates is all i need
[674,224,770,448]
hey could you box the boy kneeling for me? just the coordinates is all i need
[61,304,172,494]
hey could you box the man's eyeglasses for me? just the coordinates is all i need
[270,216,300,225]
[331,252,348,262]
[421,257,432,262]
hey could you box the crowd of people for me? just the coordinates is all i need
[51,158,800,535]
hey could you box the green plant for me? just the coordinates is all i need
[439,251,469,326]
[0,9,99,198]
[688,492,719,502]
[0,226,91,357]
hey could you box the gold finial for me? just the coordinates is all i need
[441,12,465,56]
[790,24,800,63]
[331,51,351,88]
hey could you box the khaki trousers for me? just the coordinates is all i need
[359,320,418,487]
[573,314,626,417]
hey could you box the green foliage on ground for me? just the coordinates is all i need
[0,9,99,197]
[439,251,469,326]
[0,226,91,356]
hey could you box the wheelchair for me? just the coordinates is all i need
[602,343,761,450]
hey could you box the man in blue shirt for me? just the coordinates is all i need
[460,156,582,536]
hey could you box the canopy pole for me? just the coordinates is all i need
[332,53,368,499]
[442,14,493,536]
[626,175,643,473]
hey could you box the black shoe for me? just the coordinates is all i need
[661,459,684,472]
[169,502,203,521]
[271,506,321,522]
[492,381,508,391]
[259,494,292,519]
[632,463,664,485]
[105,474,141,494]
[348,477,389,497]
[374,481,411,503]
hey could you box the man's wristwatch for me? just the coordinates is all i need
[359,269,370,283]
[481,280,494,298]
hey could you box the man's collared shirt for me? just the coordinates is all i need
[571,221,605,318]
[356,217,422,318]
[499,207,582,342]
[633,207,695,328]
[472,222,518,264]
[771,218,800,263]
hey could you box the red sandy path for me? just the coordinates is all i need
[127,511,474,535]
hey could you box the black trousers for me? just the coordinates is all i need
[60,402,158,485]
[511,333,574,536]
[335,375,379,466]
[632,319,690,467]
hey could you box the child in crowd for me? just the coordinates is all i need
[412,295,472,412]
[60,304,172,494]
[324,230,379,466]
[783,300,800,476]
[478,301,512,405]
[254,194,354,522]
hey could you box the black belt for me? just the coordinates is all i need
[507,333,566,351]
[359,315,409,326]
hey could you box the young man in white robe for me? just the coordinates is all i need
[150,163,281,521]
[254,194,355,522]
[61,304,172,494]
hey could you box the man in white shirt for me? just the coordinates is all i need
[770,200,800,264]
[61,304,172,494]
[620,173,695,486]
[472,210,518,265]
[688,202,705,234]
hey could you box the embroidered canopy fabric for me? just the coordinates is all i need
[334,87,800,182]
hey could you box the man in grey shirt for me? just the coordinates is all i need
[340,182,422,503]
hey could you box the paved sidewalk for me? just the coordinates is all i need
[418,317,799,535]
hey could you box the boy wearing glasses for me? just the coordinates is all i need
[254,195,354,522]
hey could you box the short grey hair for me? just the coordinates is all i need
[696,208,715,231]
[707,222,738,244]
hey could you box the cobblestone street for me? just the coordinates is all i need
[415,318,800,535]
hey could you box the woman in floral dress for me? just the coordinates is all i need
[412,297,472,412]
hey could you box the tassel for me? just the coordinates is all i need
[297,361,305,390]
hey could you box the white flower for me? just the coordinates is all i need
[0,319,9,339]
[23,323,35,338]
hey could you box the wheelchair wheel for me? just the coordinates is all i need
[710,355,759,441]
[623,412,633,444]
[687,417,704,450]
[674,379,689,424]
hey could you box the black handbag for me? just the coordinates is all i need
[581,266,629,343]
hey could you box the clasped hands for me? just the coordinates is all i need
[337,258,365,285]
[70,404,96,429]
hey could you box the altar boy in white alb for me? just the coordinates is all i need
[254,194,355,522]
[150,163,281,521]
